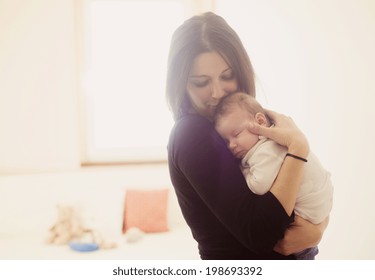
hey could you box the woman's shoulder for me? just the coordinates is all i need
[171,114,214,139]
[175,113,211,128]
[168,114,223,155]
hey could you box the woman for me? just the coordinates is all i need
[166,12,328,260]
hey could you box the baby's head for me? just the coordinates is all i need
[214,92,270,159]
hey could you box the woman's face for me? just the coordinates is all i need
[186,51,238,119]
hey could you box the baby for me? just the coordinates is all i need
[214,92,333,259]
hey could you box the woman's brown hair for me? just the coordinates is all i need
[166,12,256,120]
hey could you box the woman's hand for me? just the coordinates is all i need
[250,110,309,214]
[274,215,329,256]
[248,110,309,157]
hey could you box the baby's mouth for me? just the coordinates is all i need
[234,150,245,159]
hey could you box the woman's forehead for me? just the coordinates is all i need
[189,51,231,76]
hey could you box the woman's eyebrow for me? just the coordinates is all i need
[189,74,209,79]
[189,68,232,78]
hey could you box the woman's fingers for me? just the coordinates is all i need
[247,122,273,138]
[264,109,278,124]
[274,216,319,255]
[248,109,309,154]
[265,109,293,126]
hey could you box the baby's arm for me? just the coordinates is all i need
[244,140,287,195]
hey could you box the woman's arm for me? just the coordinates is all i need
[247,110,309,215]
[274,216,329,255]
[248,110,328,254]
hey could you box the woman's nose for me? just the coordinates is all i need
[211,81,225,99]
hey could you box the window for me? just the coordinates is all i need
[80,0,188,163]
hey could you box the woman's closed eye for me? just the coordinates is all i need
[189,78,209,88]
[194,81,209,88]
[220,70,235,81]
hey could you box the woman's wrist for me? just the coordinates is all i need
[288,140,309,159]
[285,153,308,162]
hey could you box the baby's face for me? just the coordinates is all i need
[215,108,260,159]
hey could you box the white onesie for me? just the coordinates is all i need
[241,138,333,224]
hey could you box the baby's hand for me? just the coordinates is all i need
[247,110,309,157]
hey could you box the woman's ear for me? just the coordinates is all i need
[255,113,268,127]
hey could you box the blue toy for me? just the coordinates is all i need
[69,242,99,252]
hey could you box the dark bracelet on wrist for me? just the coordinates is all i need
[285,153,308,162]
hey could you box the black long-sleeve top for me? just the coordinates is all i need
[167,114,296,259]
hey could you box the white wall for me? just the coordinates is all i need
[0,0,80,173]
[216,0,375,259]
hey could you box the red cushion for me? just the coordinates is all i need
[123,188,169,233]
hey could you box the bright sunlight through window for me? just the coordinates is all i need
[81,0,185,163]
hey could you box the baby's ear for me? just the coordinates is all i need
[255,113,268,127]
